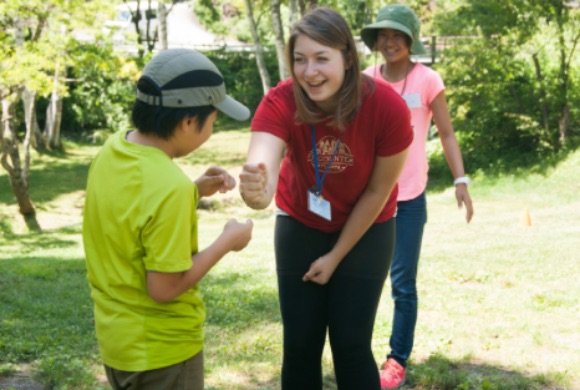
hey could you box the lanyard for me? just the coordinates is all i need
[310,124,343,196]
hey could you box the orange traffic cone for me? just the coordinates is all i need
[522,208,532,227]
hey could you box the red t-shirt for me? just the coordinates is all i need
[252,78,413,232]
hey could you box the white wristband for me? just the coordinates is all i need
[454,176,470,186]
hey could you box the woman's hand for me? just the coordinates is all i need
[455,184,474,223]
[239,162,268,208]
[302,255,340,285]
[239,132,285,209]
[194,166,236,198]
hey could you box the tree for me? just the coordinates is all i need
[0,0,110,230]
[1,91,40,231]
[289,0,299,32]
[433,0,579,168]
[158,0,168,50]
[271,0,288,80]
[243,0,271,94]
[122,0,178,55]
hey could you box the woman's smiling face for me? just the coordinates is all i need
[292,34,346,114]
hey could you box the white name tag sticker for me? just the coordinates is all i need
[308,190,332,221]
[402,93,421,109]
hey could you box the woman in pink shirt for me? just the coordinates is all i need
[361,4,474,389]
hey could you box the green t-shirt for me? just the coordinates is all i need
[83,129,204,371]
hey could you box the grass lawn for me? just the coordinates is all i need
[1,128,579,389]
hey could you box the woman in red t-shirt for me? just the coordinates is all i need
[239,7,413,389]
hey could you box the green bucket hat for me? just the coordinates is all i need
[361,4,427,55]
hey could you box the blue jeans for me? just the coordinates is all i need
[387,192,427,367]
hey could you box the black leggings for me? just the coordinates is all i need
[274,215,396,390]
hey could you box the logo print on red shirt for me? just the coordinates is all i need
[307,136,354,174]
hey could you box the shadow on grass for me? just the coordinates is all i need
[0,257,95,362]
[424,139,579,195]
[231,353,569,390]
[0,227,79,252]
[0,157,92,206]
[205,352,569,390]
[28,159,92,203]
[213,117,251,132]
[202,272,280,330]
[182,145,248,168]
[0,257,99,388]
[403,353,568,390]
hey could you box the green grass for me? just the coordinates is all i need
[1,129,579,389]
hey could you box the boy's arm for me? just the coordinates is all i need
[194,166,237,198]
[147,219,253,302]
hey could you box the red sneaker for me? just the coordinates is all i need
[380,358,406,389]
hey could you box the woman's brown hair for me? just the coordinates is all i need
[286,7,374,130]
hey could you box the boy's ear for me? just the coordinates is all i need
[179,116,193,132]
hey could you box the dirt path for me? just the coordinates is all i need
[0,364,43,390]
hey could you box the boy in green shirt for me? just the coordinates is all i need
[83,49,253,390]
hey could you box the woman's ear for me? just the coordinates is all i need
[344,53,353,70]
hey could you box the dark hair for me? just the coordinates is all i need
[286,7,373,129]
[131,77,216,139]
[371,30,412,51]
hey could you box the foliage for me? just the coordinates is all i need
[192,0,242,40]
[60,42,142,136]
[0,0,114,100]
[321,0,376,31]
[192,0,377,44]
[432,0,580,171]
[203,47,282,124]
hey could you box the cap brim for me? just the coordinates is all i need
[214,95,251,121]
[361,20,427,55]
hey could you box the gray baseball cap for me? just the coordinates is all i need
[136,48,250,121]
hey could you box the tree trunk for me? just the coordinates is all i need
[243,0,271,94]
[298,0,317,15]
[1,96,41,232]
[531,53,550,136]
[270,0,288,80]
[158,0,168,50]
[289,0,299,32]
[21,89,46,152]
[130,0,146,58]
[145,0,158,53]
[44,66,63,150]
[558,104,569,146]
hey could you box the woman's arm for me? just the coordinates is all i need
[238,131,286,209]
[303,148,409,285]
[431,91,474,223]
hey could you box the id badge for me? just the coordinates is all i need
[402,93,421,109]
[308,189,331,221]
